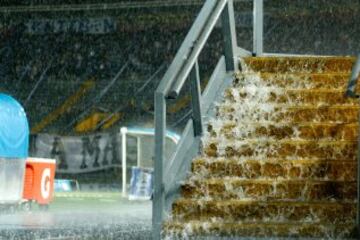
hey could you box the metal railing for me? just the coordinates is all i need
[346,55,360,235]
[153,0,238,239]
[153,0,360,237]
[153,0,262,239]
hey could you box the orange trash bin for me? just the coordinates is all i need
[23,158,56,205]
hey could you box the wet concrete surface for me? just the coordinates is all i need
[0,193,152,239]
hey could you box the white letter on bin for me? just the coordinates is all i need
[41,168,51,199]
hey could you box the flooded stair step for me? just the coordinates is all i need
[208,122,359,140]
[171,199,356,224]
[181,179,356,201]
[165,56,360,239]
[164,221,356,239]
[191,158,356,180]
[235,72,355,90]
[204,139,357,159]
[241,56,355,74]
[224,88,357,105]
[217,104,359,123]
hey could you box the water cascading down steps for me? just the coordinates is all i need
[164,56,359,239]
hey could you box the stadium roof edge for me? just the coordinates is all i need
[0,0,251,13]
[1,2,199,13]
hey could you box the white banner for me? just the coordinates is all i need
[30,132,136,174]
[26,17,117,34]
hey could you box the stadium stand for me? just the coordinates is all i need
[0,1,359,186]
[1,1,359,134]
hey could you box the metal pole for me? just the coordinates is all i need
[24,59,53,106]
[137,136,142,167]
[171,109,192,128]
[353,55,360,237]
[357,98,360,237]
[121,127,128,197]
[190,61,203,136]
[344,55,360,236]
[346,54,360,97]
[135,63,166,95]
[253,0,264,56]
[221,0,238,71]
[153,92,166,240]
[166,0,228,99]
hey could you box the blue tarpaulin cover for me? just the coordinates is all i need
[0,94,29,158]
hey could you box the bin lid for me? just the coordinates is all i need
[0,94,29,158]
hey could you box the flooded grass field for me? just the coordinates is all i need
[0,192,152,240]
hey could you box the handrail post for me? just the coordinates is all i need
[153,91,166,240]
[137,136,142,167]
[121,127,127,197]
[221,0,238,71]
[345,55,360,236]
[253,0,264,56]
[358,106,360,236]
[153,0,241,238]
[355,55,360,237]
[346,55,360,97]
[190,60,203,136]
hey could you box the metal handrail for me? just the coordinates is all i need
[345,55,360,236]
[156,0,236,99]
[153,0,238,239]
[152,0,360,238]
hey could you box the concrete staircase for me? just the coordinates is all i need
[164,56,359,239]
